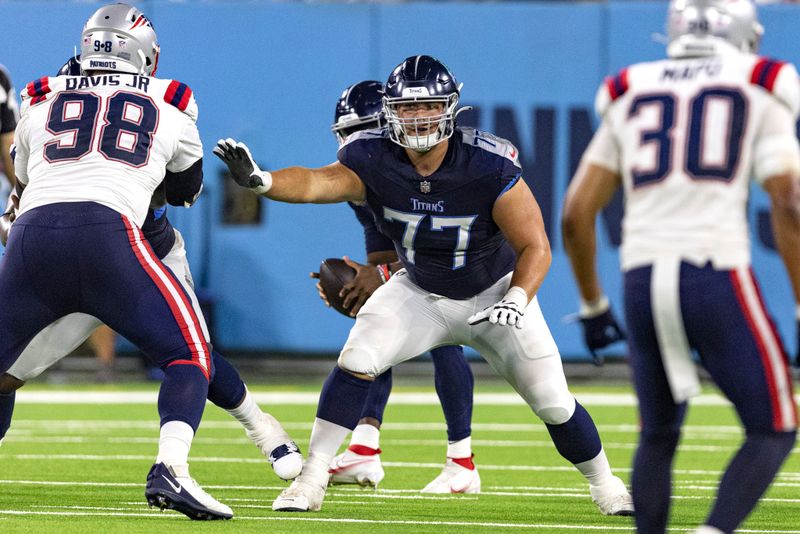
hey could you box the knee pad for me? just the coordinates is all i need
[338,347,382,377]
[524,380,575,425]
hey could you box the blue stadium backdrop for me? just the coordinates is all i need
[1,1,798,359]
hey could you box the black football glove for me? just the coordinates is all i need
[579,306,626,366]
[212,138,271,193]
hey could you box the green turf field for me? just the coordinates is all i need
[0,383,798,533]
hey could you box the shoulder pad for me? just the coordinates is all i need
[460,128,521,168]
[750,58,800,117]
[339,127,386,149]
[22,76,52,106]
[595,68,630,118]
[163,80,198,121]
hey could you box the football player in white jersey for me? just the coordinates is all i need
[216,55,634,516]
[562,1,799,532]
[1,3,238,520]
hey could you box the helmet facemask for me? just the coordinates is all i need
[332,113,385,146]
[384,93,459,152]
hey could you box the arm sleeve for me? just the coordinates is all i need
[580,119,622,174]
[752,98,800,185]
[164,158,203,207]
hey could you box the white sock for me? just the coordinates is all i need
[351,424,381,450]
[447,436,472,459]
[574,448,614,486]
[226,386,261,431]
[308,417,351,464]
[156,420,194,467]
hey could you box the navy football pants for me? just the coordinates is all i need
[0,203,212,379]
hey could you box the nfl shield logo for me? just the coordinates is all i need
[420,180,431,194]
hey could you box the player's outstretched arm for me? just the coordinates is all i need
[213,138,365,203]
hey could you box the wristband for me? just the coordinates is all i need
[376,264,391,284]
[502,286,529,308]
[252,170,273,195]
[796,304,800,321]
[579,295,610,318]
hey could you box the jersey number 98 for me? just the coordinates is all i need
[44,91,158,168]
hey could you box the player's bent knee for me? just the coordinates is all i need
[0,373,25,394]
[338,347,384,378]
[523,382,575,425]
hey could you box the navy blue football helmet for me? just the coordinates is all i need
[331,81,386,146]
[383,55,461,151]
[58,55,82,76]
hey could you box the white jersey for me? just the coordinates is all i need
[583,46,800,271]
[13,73,202,226]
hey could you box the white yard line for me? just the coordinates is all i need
[12,390,751,406]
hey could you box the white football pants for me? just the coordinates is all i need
[339,270,576,424]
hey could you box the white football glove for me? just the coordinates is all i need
[212,138,272,194]
[468,286,528,329]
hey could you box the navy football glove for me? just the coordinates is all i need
[213,138,272,194]
[579,300,625,366]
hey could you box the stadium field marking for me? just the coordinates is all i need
[14,390,762,406]
[6,418,747,435]
[0,435,755,453]
[1,509,800,532]
[5,455,800,479]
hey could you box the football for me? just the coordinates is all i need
[318,258,357,317]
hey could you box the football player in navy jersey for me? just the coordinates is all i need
[318,81,478,493]
[215,55,633,515]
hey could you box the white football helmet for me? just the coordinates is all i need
[667,0,763,58]
[80,3,160,76]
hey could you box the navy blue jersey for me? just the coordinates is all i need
[348,201,394,255]
[141,206,175,260]
[338,127,521,299]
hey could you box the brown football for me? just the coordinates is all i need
[318,258,357,317]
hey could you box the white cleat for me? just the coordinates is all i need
[421,457,481,494]
[272,457,330,512]
[590,476,634,516]
[328,446,385,487]
[246,411,303,480]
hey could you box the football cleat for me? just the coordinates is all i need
[590,476,635,516]
[421,457,481,494]
[272,456,330,512]
[144,462,233,520]
[329,445,385,487]
[246,411,303,480]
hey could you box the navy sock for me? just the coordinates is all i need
[632,427,681,534]
[545,401,601,464]
[206,350,246,410]
[359,370,392,422]
[431,345,473,442]
[706,431,796,533]
[0,391,15,440]
[316,367,372,429]
[158,363,209,432]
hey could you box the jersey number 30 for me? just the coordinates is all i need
[628,87,746,188]
[44,91,158,168]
